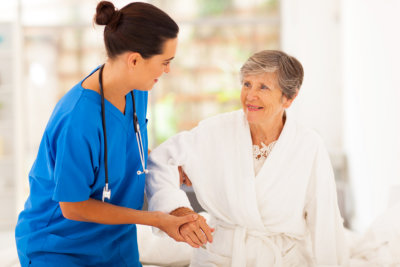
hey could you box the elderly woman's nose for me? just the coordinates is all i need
[246,88,258,100]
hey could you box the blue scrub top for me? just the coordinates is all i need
[15,67,148,267]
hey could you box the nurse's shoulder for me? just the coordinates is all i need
[45,81,101,145]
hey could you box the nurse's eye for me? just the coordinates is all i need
[162,61,170,66]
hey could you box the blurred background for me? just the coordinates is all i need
[0,0,399,265]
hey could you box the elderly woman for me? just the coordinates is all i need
[146,50,348,266]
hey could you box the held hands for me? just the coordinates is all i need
[170,207,214,248]
[157,212,199,243]
[168,168,211,248]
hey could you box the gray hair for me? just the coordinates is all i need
[240,50,304,99]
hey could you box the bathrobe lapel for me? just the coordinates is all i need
[235,112,265,229]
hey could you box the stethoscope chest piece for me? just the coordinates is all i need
[98,64,148,202]
[102,183,111,202]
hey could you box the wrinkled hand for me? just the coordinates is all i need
[178,166,192,186]
[157,212,198,243]
[171,207,214,248]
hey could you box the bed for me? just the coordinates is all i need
[138,206,400,267]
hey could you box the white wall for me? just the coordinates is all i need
[342,0,400,231]
[280,0,343,152]
[281,0,400,231]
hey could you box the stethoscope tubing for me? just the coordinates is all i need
[98,64,148,202]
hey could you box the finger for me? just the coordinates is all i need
[182,234,199,248]
[180,224,204,247]
[185,231,203,247]
[174,233,185,242]
[183,221,207,245]
[170,226,189,243]
[180,227,201,248]
[198,220,213,243]
[178,214,198,226]
[193,227,208,244]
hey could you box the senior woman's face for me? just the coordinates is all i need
[240,72,294,125]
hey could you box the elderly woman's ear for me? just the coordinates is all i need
[282,90,299,109]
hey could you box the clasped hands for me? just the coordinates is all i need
[170,207,214,248]
[171,166,214,248]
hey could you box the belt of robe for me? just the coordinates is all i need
[212,218,302,267]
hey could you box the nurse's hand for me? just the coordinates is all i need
[178,166,192,186]
[157,212,199,244]
[170,207,214,248]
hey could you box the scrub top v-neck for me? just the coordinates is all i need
[15,66,148,267]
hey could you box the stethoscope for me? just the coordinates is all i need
[98,64,148,202]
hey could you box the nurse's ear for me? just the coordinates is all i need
[127,52,142,70]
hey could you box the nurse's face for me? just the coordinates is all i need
[134,38,178,91]
[240,72,295,125]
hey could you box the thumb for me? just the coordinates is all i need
[179,214,198,225]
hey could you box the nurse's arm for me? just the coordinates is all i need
[59,198,198,245]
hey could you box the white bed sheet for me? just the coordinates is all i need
[138,205,400,267]
[347,202,400,267]
[3,205,399,267]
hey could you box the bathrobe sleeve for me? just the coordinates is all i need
[304,139,349,266]
[145,130,195,214]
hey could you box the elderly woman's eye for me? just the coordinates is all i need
[244,82,251,87]
[260,84,269,90]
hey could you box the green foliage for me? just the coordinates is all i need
[216,89,240,103]
[153,94,178,145]
[197,0,232,17]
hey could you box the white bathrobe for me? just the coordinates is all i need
[146,110,348,267]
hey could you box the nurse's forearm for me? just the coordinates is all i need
[59,198,163,227]
[59,198,199,246]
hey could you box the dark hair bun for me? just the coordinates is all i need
[96,1,179,59]
[94,1,117,26]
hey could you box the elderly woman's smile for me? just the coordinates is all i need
[247,104,263,111]
[240,72,294,127]
[146,50,347,266]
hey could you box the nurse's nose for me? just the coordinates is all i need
[164,63,171,73]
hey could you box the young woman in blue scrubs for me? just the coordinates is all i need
[15,2,198,266]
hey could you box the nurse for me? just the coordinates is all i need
[15,1,199,266]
